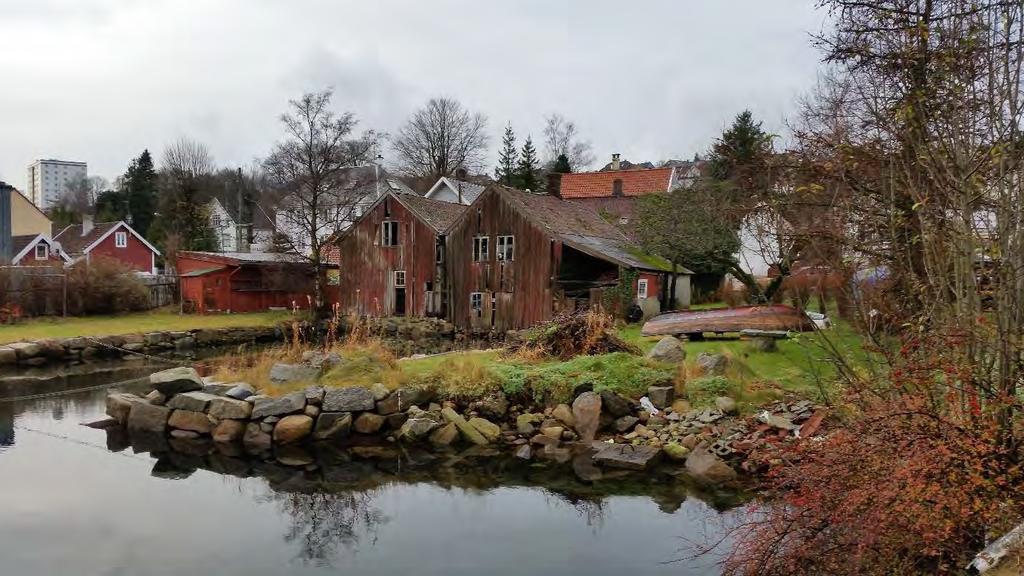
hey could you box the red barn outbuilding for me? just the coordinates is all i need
[445,185,690,332]
[177,251,322,314]
[332,191,465,318]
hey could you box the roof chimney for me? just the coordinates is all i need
[82,213,94,235]
[611,153,621,171]
[547,172,563,197]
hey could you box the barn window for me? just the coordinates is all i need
[612,179,623,197]
[35,244,48,260]
[425,281,433,292]
[381,221,399,246]
[637,278,649,299]
[470,292,483,317]
[473,236,489,262]
[115,231,128,248]
[435,240,444,263]
[497,235,515,261]
[394,270,406,287]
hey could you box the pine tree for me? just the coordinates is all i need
[551,153,572,174]
[515,136,539,191]
[707,110,772,182]
[122,150,158,235]
[494,123,519,185]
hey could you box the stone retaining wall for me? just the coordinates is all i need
[0,326,282,368]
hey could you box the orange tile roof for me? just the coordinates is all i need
[558,167,674,199]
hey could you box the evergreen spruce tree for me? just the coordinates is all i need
[494,123,519,185]
[707,110,772,182]
[515,136,539,191]
[122,150,158,235]
[551,153,572,174]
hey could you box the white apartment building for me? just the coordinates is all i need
[26,159,87,210]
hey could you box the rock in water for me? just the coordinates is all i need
[468,417,501,442]
[168,410,213,434]
[212,419,246,443]
[685,445,737,484]
[312,412,352,441]
[514,444,532,460]
[243,422,272,452]
[429,422,459,446]
[166,391,218,412]
[322,387,375,412]
[646,386,674,409]
[592,443,663,470]
[353,412,385,434]
[106,392,143,424]
[274,415,314,444]
[208,397,253,420]
[251,392,306,419]
[646,336,686,364]
[149,367,204,396]
[476,391,509,419]
[441,407,488,445]
[397,416,440,442]
[572,392,602,443]
[127,402,171,433]
[268,363,320,384]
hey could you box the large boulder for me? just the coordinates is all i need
[429,422,459,446]
[474,391,509,419]
[397,415,440,442]
[322,387,376,412]
[376,387,435,415]
[251,391,306,419]
[212,419,246,443]
[149,367,204,396]
[0,347,17,365]
[269,363,320,384]
[646,336,686,364]
[647,386,674,409]
[468,417,501,442]
[685,445,738,484]
[8,341,42,360]
[274,415,314,445]
[696,352,728,376]
[440,407,487,445]
[714,396,738,415]
[571,392,602,443]
[106,392,143,425]
[166,391,218,412]
[168,410,214,434]
[353,412,385,434]
[208,397,253,420]
[592,443,663,471]
[312,412,352,441]
[126,402,171,434]
[599,391,633,418]
[551,404,575,428]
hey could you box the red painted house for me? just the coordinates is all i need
[445,185,690,332]
[332,190,465,318]
[53,218,160,274]
[11,234,70,266]
[177,251,322,314]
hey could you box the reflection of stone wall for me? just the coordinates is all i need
[0,404,13,447]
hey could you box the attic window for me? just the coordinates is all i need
[35,244,48,260]
[612,179,623,197]
[381,221,399,246]
[115,231,128,248]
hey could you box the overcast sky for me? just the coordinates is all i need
[0,0,828,189]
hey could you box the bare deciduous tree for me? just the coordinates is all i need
[263,89,379,317]
[542,113,595,172]
[392,97,487,180]
[156,136,218,258]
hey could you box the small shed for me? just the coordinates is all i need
[177,251,321,314]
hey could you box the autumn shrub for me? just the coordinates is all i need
[66,257,150,315]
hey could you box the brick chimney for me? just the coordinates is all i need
[611,153,621,171]
[547,172,562,197]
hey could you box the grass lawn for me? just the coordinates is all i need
[0,308,295,344]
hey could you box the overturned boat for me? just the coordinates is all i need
[641,305,816,338]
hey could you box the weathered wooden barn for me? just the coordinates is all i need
[445,185,690,332]
[177,251,320,314]
[332,191,465,318]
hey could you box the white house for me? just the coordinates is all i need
[424,177,486,205]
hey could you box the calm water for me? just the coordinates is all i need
[0,370,749,576]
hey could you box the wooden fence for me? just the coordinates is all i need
[0,267,178,317]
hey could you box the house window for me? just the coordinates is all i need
[497,235,515,261]
[35,244,48,260]
[381,221,399,246]
[470,292,483,317]
[473,236,489,262]
[115,231,128,248]
[394,270,406,287]
[637,278,649,299]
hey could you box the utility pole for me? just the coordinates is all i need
[236,168,244,252]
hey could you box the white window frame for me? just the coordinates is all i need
[470,292,483,317]
[497,235,515,261]
[394,270,406,287]
[637,278,649,299]
[34,244,48,260]
[473,236,489,262]
[381,221,399,246]
[114,231,128,248]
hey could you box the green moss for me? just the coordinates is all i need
[624,246,674,272]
